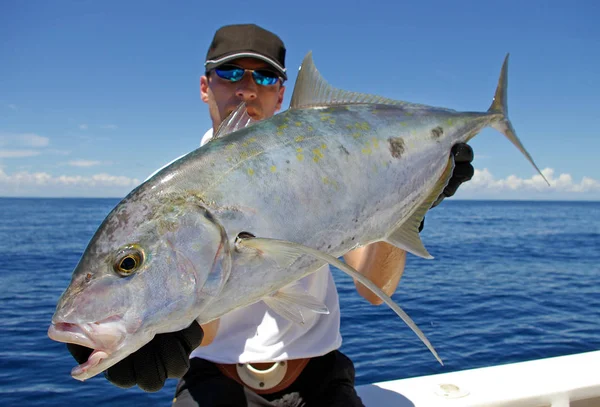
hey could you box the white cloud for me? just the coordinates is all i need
[7,104,17,110]
[79,124,88,130]
[0,132,49,147]
[101,124,118,130]
[0,132,50,159]
[0,168,140,197]
[460,167,600,195]
[0,150,42,158]
[48,149,71,156]
[67,160,102,167]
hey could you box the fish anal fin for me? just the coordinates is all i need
[237,236,443,365]
[386,157,455,259]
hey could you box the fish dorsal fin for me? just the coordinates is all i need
[212,102,258,140]
[385,156,455,259]
[289,51,403,109]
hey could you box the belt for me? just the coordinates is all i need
[216,358,310,394]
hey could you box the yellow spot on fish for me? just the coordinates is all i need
[406,111,413,116]
[307,125,313,132]
[295,122,302,127]
[400,122,408,127]
[329,118,336,124]
[248,137,257,143]
[247,168,254,176]
[322,177,339,190]
[295,135,305,142]
[355,122,370,130]
[372,138,379,148]
[346,124,354,130]
[296,147,303,153]
[362,141,372,155]
[447,118,454,125]
[226,144,235,150]
[277,124,288,131]
[240,151,249,160]
[270,166,277,173]
[352,132,362,139]
[297,153,304,161]
[312,148,324,162]
[321,143,327,149]
[277,131,283,136]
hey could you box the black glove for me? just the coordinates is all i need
[67,320,204,392]
[419,143,474,232]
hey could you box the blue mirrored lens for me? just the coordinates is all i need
[214,68,245,82]
[252,71,279,86]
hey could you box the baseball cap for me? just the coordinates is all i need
[204,24,287,81]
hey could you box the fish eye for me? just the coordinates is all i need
[114,245,144,277]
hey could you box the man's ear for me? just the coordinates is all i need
[200,75,209,103]
[275,85,285,112]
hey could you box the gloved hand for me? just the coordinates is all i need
[67,320,204,392]
[419,143,474,232]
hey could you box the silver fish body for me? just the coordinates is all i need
[48,53,547,381]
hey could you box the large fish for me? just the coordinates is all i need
[48,52,547,382]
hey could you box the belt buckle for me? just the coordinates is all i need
[235,361,288,391]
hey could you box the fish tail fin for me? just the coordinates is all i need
[488,54,550,186]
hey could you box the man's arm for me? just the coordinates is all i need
[344,243,406,305]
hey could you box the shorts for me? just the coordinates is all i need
[171,350,365,407]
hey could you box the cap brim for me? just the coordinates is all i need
[205,52,287,80]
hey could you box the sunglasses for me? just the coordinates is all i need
[212,64,282,86]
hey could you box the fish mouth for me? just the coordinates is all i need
[48,316,126,378]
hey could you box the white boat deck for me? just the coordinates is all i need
[356,350,600,407]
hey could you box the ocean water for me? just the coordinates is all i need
[0,198,599,406]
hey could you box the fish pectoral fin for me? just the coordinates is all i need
[212,102,258,140]
[385,157,455,259]
[237,236,443,365]
[263,283,329,325]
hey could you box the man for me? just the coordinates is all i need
[68,24,474,406]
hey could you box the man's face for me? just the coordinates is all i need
[200,57,286,130]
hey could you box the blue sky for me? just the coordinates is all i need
[1,1,598,199]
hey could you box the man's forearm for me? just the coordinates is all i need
[343,242,407,305]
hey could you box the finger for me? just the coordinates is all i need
[156,334,190,379]
[451,143,474,163]
[105,354,136,389]
[133,342,167,392]
[443,178,463,198]
[452,162,474,182]
[176,321,204,353]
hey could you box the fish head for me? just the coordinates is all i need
[48,189,231,381]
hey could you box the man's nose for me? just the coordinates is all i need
[235,74,258,101]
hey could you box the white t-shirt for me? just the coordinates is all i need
[189,129,343,364]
